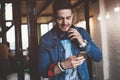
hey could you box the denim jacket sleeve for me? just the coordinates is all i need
[39,37,51,78]
[78,27,102,62]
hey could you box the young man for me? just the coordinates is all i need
[39,0,102,80]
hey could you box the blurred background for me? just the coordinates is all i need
[0,0,120,80]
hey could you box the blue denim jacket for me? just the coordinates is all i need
[39,26,102,80]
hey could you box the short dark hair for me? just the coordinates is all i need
[52,0,73,17]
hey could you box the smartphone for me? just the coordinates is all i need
[67,27,79,45]
[76,51,87,58]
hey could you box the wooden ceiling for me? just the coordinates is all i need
[2,0,84,24]
[21,0,80,24]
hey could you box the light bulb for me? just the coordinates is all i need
[114,4,120,12]
[105,12,110,19]
[97,16,102,20]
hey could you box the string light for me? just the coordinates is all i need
[97,12,110,20]
[114,4,120,12]
[97,16,102,21]
[105,12,110,19]
[97,14,102,21]
[97,1,120,20]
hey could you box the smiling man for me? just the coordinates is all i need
[39,0,102,80]
[55,9,73,32]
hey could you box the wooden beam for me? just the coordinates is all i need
[37,0,54,17]
[13,0,24,80]
[84,0,93,80]
[26,0,40,80]
[72,0,84,8]
[0,0,12,3]
[0,1,7,43]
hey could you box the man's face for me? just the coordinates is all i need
[55,9,73,32]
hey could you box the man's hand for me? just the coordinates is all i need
[61,55,85,69]
[68,28,84,45]
[54,54,85,75]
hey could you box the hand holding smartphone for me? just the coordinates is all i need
[77,51,87,59]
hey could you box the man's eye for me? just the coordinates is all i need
[57,18,63,20]
[66,17,71,20]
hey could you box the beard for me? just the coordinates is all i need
[59,24,71,32]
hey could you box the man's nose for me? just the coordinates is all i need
[63,19,67,24]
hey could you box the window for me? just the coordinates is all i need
[75,20,86,29]
[21,25,28,49]
[7,26,15,49]
[75,18,93,32]
[5,3,13,20]
[40,22,53,36]
[0,38,2,43]
[5,3,15,49]
[7,25,29,50]
[40,24,49,36]
[0,27,1,31]
[0,3,1,9]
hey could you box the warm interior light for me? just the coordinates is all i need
[105,12,110,19]
[114,4,120,12]
[97,16,101,20]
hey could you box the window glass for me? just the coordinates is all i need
[0,27,1,31]
[5,3,13,20]
[40,22,53,36]
[75,21,86,29]
[6,22,12,27]
[21,25,28,49]
[0,38,2,43]
[0,3,1,9]
[48,22,53,30]
[7,26,15,49]
[40,24,48,36]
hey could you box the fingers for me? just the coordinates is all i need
[68,28,79,40]
[67,28,83,44]
[71,56,85,68]
[63,56,85,69]
[79,58,85,65]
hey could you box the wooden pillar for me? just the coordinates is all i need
[13,0,24,80]
[0,1,7,43]
[84,0,90,33]
[26,0,40,80]
[84,0,92,80]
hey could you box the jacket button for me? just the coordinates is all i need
[61,49,63,51]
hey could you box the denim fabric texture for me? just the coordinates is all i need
[39,26,102,80]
